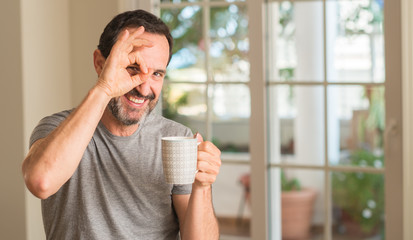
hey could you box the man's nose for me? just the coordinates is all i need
[138,72,150,83]
[136,73,151,95]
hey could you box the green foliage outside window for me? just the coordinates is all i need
[332,150,384,235]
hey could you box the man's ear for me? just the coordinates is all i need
[93,49,105,76]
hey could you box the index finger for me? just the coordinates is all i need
[126,26,145,42]
[198,141,221,156]
[127,50,149,74]
[131,38,154,50]
[116,27,151,53]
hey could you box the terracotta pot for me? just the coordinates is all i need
[338,210,380,238]
[282,188,317,240]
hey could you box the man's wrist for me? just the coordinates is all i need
[90,84,113,104]
[192,182,212,193]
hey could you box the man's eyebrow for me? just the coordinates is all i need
[126,64,166,74]
[156,69,167,74]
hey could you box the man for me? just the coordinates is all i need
[22,9,221,240]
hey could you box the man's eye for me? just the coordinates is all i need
[153,72,164,78]
[126,66,140,75]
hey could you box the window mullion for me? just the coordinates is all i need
[202,1,213,142]
[322,0,332,239]
[247,0,269,239]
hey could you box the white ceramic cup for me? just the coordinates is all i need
[161,136,198,184]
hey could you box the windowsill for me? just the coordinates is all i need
[221,152,250,164]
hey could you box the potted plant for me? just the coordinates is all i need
[281,171,317,240]
[238,171,317,239]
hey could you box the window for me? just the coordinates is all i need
[266,0,401,239]
[154,0,252,238]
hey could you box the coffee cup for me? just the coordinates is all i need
[161,136,198,184]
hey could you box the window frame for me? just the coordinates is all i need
[401,0,413,238]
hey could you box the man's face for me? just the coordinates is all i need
[108,30,170,126]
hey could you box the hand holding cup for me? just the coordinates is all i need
[193,133,221,187]
[161,133,221,186]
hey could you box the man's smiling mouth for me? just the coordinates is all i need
[126,94,145,104]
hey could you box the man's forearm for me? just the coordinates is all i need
[22,87,110,199]
[181,185,219,240]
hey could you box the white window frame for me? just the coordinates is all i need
[401,0,413,238]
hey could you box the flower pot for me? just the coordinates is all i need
[282,188,317,240]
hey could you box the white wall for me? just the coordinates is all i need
[0,1,26,239]
[0,0,120,239]
[70,0,118,105]
[21,1,73,238]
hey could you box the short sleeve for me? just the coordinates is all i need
[29,110,72,148]
[172,184,192,195]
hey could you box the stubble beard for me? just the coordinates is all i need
[107,89,158,126]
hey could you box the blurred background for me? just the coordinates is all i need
[1,0,412,240]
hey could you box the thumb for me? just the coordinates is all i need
[194,132,203,144]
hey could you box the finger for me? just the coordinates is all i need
[109,29,131,56]
[114,28,147,55]
[197,160,220,175]
[197,151,221,168]
[127,26,145,40]
[194,132,204,145]
[127,52,148,74]
[131,38,154,49]
[198,141,221,156]
[195,172,217,185]
[130,74,144,86]
[124,27,148,53]
[118,29,131,42]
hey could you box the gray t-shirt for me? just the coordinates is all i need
[30,109,193,240]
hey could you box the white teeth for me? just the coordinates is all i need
[128,96,144,104]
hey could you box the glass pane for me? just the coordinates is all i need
[268,85,325,165]
[210,5,249,82]
[161,7,207,82]
[267,1,324,82]
[326,0,385,83]
[328,85,385,167]
[214,164,251,238]
[162,83,207,134]
[211,84,250,153]
[332,171,385,239]
[269,168,325,240]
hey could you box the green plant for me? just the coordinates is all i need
[332,149,384,235]
[161,82,189,121]
[281,170,301,191]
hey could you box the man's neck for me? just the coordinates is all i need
[101,109,139,137]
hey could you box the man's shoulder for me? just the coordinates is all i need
[30,109,74,148]
[145,113,192,136]
[152,114,185,126]
[39,109,74,123]
[33,109,74,129]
